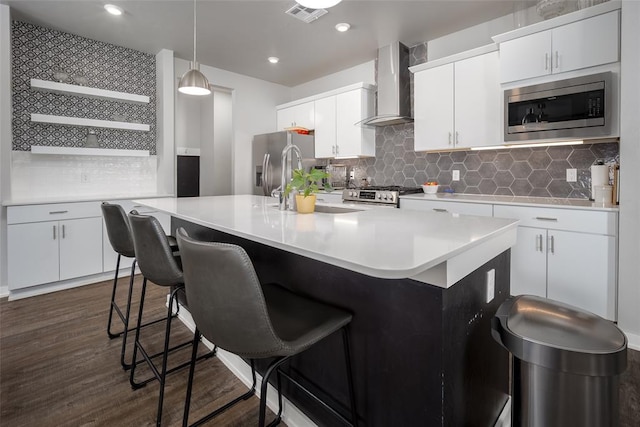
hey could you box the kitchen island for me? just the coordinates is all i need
[135,195,518,426]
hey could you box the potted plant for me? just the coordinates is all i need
[284,168,331,213]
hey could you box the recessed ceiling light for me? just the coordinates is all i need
[104,4,123,16]
[268,57,279,64]
[335,23,351,32]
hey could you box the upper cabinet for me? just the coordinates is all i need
[276,83,375,158]
[276,101,315,130]
[411,47,500,151]
[496,10,620,83]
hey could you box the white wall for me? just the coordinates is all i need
[618,0,640,348]
[291,60,376,99]
[174,58,290,195]
[156,49,176,196]
[175,93,203,151]
[210,89,233,195]
[0,4,12,296]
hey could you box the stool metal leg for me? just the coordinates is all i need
[342,326,359,427]
[129,277,148,390]
[107,254,123,338]
[259,356,290,427]
[119,260,137,369]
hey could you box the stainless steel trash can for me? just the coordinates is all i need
[491,295,627,427]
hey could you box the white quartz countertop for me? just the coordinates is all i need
[401,193,619,211]
[2,193,174,207]
[134,195,519,288]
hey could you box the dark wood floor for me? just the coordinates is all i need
[1,277,639,426]
[0,275,285,427]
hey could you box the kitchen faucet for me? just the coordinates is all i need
[277,143,303,210]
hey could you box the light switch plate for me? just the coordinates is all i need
[566,168,577,182]
[486,269,495,303]
[452,170,460,181]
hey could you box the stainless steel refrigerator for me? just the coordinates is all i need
[252,131,316,196]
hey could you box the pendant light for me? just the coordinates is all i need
[178,0,211,96]
[297,0,342,9]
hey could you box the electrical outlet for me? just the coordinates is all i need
[566,168,577,182]
[349,170,355,180]
[486,269,495,303]
[452,170,460,181]
[81,172,90,183]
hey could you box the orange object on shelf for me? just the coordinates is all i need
[284,126,311,135]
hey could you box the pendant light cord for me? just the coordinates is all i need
[193,0,197,64]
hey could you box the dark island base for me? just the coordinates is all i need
[174,217,511,427]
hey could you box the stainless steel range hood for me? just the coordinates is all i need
[362,42,413,126]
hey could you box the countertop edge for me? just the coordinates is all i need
[3,194,175,207]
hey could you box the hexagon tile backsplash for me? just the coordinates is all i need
[329,124,619,199]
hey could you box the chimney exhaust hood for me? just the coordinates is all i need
[362,42,413,126]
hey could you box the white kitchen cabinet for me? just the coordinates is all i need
[314,96,336,158]
[8,208,103,290]
[400,198,493,216]
[494,205,617,320]
[276,101,315,130]
[413,50,500,151]
[312,88,375,158]
[498,10,619,83]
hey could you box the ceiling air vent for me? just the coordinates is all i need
[285,3,328,23]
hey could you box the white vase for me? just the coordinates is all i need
[536,0,567,19]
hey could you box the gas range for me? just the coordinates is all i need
[342,186,423,207]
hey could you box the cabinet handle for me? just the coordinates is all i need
[455,131,459,145]
[433,208,448,213]
[53,225,56,240]
[535,216,558,222]
[336,145,339,155]
[332,146,335,155]
[555,51,559,69]
[536,234,543,252]
[549,235,555,254]
[545,53,549,70]
[448,132,452,145]
[62,224,66,239]
[49,210,68,215]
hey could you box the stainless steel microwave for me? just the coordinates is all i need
[504,72,612,142]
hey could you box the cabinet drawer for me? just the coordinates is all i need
[8,202,102,224]
[401,198,493,216]
[493,205,617,235]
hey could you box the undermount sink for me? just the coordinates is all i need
[313,205,363,214]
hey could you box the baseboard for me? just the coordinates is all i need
[0,285,8,299]
[174,304,317,427]
[622,329,640,351]
[5,268,138,301]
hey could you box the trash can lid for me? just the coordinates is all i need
[506,295,626,353]
[492,295,628,375]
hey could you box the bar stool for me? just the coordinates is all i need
[176,228,358,427]
[101,202,177,370]
[128,211,215,427]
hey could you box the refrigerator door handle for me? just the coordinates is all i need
[262,153,270,196]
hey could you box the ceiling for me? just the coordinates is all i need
[4,0,535,87]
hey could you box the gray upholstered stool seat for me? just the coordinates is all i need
[176,228,358,427]
[128,211,214,427]
[101,202,178,370]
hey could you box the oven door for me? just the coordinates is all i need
[504,72,612,142]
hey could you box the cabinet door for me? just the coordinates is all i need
[509,227,547,298]
[454,51,501,148]
[400,199,493,216]
[414,64,454,151]
[276,106,295,130]
[8,222,60,290]
[547,230,617,320]
[336,89,365,157]
[59,217,104,281]
[552,11,619,74]
[314,96,337,158]
[499,31,552,83]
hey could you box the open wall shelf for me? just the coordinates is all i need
[30,79,150,104]
[31,146,150,157]
[30,113,150,131]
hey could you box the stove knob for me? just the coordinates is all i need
[351,191,357,197]
[382,193,388,200]
[377,193,382,199]
[389,194,395,202]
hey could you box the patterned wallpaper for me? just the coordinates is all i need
[328,42,620,199]
[11,21,157,154]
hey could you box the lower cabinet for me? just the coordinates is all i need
[8,211,103,290]
[400,198,493,216]
[494,205,617,320]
